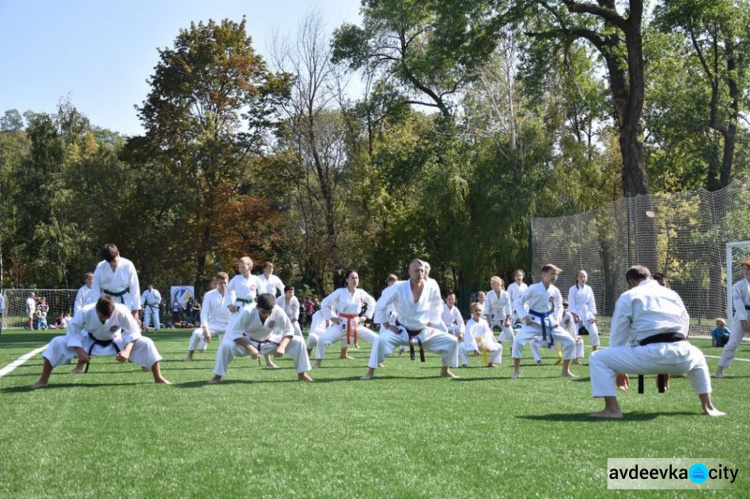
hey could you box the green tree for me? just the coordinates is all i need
[130,18,292,292]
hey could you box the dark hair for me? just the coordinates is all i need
[95,296,115,317]
[101,244,119,262]
[257,293,276,310]
[215,272,229,281]
[345,270,358,280]
[625,265,651,282]
[541,264,562,273]
[284,285,294,292]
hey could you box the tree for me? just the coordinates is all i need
[130,18,292,292]
[655,0,750,189]
[523,0,650,196]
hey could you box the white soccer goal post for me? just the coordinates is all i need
[726,241,750,322]
[1,289,78,330]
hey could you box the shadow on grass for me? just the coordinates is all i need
[0,381,154,393]
[517,411,696,422]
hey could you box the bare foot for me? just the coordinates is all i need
[69,367,84,375]
[265,361,279,369]
[31,380,48,389]
[535,361,542,366]
[589,409,623,419]
[459,364,467,368]
[339,355,355,360]
[714,371,724,379]
[155,377,172,385]
[703,406,726,417]
[487,363,498,368]
[562,371,577,378]
[378,363,384,368]
[440,370,458,379]
[142,367,151,372]
[397,349,404,357]
[208,376,223,384]
[512,371,520,380]
[298,373,314,382]
[361,374,374,380]
[572,359,581,364]
[184,356,194,362]
[314,360,323,369]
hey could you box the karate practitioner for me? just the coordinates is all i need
[715,259,750,378]
[209,293,313,383]
[461,302,502,367]
[484,276,513,350]
[589,265,724,418]
[277,285,303,337]
[507,269,528,324]
[442,292,465,339]
[73,272,96,315]
[306,309,335,356]
[226,256,275,368]
[362,259,458,380]
[141,283,163,332]
[91,244,141,319]
[186,273,230,361]
[32,296,170,388]
[512,264,576,379]
[315,271,378,367]
[258,261,285,297]
[568,270,600,353]
[532,300,583,365]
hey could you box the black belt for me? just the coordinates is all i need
[245,335,280,365]
[637,332,685,393]
[396,322,425,362]
[102,287,129,304]
[639,332,686,346]
[84,333,122,373]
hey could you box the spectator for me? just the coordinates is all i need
[35,296,49,330]
[26,292,36,330]
[304,297,315,326]
[191,298,201,324]
[711,318,731,348]
[171,298,182,324]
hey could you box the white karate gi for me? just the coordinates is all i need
[73,284,96,316]
[42,302,162,369]
[227,273,260,308]
[512,282,575,360]
[507,281,528,323]
[460,318,502,366]
[91,257,141,312]
[368,280,458,369]
[258,273,285,297]
[214,303,311,376]
[568,283,600,347]
[141,288,163,331]
[188,288,231,353]
[589,279,711,397]
[718,277,750,368]
[306,310,331,351]
[316,288,378,359]
[277,294,303,337]
[442,303,465,337]
[485,289,514,345]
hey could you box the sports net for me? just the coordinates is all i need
[1,289,78,330]
[531,176,750,335]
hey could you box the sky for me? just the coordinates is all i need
[0,0,362,136]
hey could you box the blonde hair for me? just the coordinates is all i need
[716,318,726,327]
[470,302,482,313]
[490,276,504,288]
[239,256,253,266]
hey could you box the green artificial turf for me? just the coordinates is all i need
[0,329,748,498]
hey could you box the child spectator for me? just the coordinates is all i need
[711,318,731,348]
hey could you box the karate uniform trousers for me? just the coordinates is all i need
[188,328,226,352]
[43,334,162,369]
[512,322,575,361]
[367,328,459,369]
[213,334,311,376]
[315,322,379,360]
[590,341,711,397]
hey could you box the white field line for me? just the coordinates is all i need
[0,345,48,378]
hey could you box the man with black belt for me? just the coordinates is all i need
[31,296,170,388]
[362,259,458,380]
[715,259,750,379]
[589,265,724,418]
[91,244,141,321]
[209,293,313,383]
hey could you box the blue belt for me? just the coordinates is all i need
[529,309,554,347]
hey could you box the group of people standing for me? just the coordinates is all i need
[31,243,744,419]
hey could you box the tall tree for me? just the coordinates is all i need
[131,18,292,291]
[655,0,750,189]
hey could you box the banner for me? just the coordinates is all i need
[171,286,194,308]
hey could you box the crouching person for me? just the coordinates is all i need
[32,296,170,388]
[209,293,313,383]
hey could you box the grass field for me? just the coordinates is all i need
[1,329,749,498]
